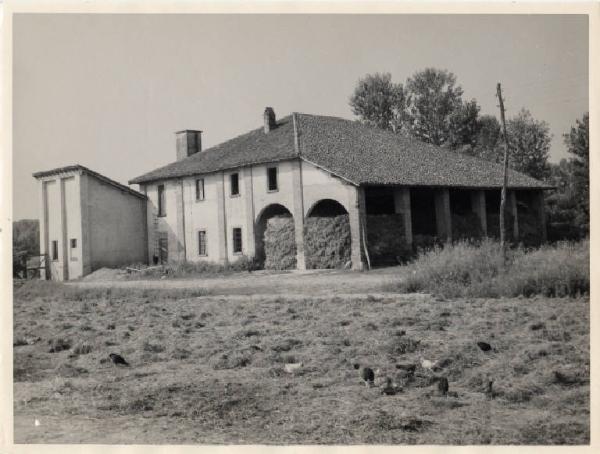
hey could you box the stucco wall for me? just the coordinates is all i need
[301,160,355,216]
[86,174,147,269]
[64,176,83,279]
[44,179,63,280]
[140,158,358,266]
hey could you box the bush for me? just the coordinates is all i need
[396,239,589,298]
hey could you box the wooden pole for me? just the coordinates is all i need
[496,83,510,261]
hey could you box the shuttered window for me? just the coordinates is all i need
[158,184,166,217]
[198,230,207,256]
[230,173,240,196]
[195,178,205,201]
[267,167,278,191]
[232,228,242,254]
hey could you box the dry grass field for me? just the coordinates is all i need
[13,272,589,445]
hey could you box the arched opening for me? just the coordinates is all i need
[304,199,351,269]
[255,204,296,270]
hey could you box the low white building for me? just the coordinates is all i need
[33,166,147,280]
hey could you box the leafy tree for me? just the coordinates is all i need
[470,115,502,161]
[13,219,39,278]
[349,73,405,132]
[404,68,464,146]
[563,112,589,230]
[505,109,551,180]
[448,99,481,151]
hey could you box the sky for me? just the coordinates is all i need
[12,13,588,220]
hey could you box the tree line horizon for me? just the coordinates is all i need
[349,68,589,239]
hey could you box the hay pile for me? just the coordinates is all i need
[366,214,410,265]
[452,212,484,241]
[263,216,297,270]
[304,215,351,269]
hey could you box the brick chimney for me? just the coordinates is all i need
[176,130,202,161]
[264,107,276,133]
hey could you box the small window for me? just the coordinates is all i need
[230,173,240,196]
[70,238,78,261]
[232,227,242,254]
[51,240,58,261]
[267,167,278,191]
[158,184,166,217]
[198,230,207,256]
[195,178,205,201]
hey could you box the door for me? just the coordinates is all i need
[158,233,168,264]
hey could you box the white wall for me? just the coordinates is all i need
[141,158,356,266]
[86,174,147,269]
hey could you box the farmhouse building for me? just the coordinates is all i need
[33,166,147,280]
[128,108,550,271]
[34,108,551,280]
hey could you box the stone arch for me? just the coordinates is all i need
[255,203,295,269]
[304,198,351,269]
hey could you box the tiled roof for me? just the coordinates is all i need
[34,165,146,199]
[129,113,551,190]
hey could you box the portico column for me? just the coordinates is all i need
[291,160,306,270]
[434,188,452,242]
[470,190,488,236]
[509,190,519,241]
[348,185,366,270]
[393,187,413,247]
[534,190,547,243]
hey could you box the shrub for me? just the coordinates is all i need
[395,239,588,298]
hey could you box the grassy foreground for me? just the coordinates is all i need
[13,280,589,444]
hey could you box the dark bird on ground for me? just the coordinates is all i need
[353,363,375,387]
[395,363,416,375]
[437,377,449,396]
[477,342,492,352]
[109,353,129,366]
[485,379,494,399]
[381,377,399,395]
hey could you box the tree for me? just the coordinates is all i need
[349,73,405,132]
[505,109,551,181]
[448,99,481,151]
[564,112,589,231]
[404,68,464,146]
[470,115,502,161]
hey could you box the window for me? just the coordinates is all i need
[51,241,58,261]
[198,230,207,256]
[158,184,166,217]
[230,173,240,196]
[195,178,205,201]
[69,238,78,261]
[232,227,242,254]
[267,166,278,191]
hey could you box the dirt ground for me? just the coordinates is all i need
[13,271,589,445]
[72,267,405,295]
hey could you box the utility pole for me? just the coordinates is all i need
[496,83,510,261]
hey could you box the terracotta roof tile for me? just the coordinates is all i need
[129,113,551,190]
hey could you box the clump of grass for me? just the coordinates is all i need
[126,256,258,279]
[73,342,93,355]
[395,239,589,298]
[48,337,71,353]
[143,341,166,353]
